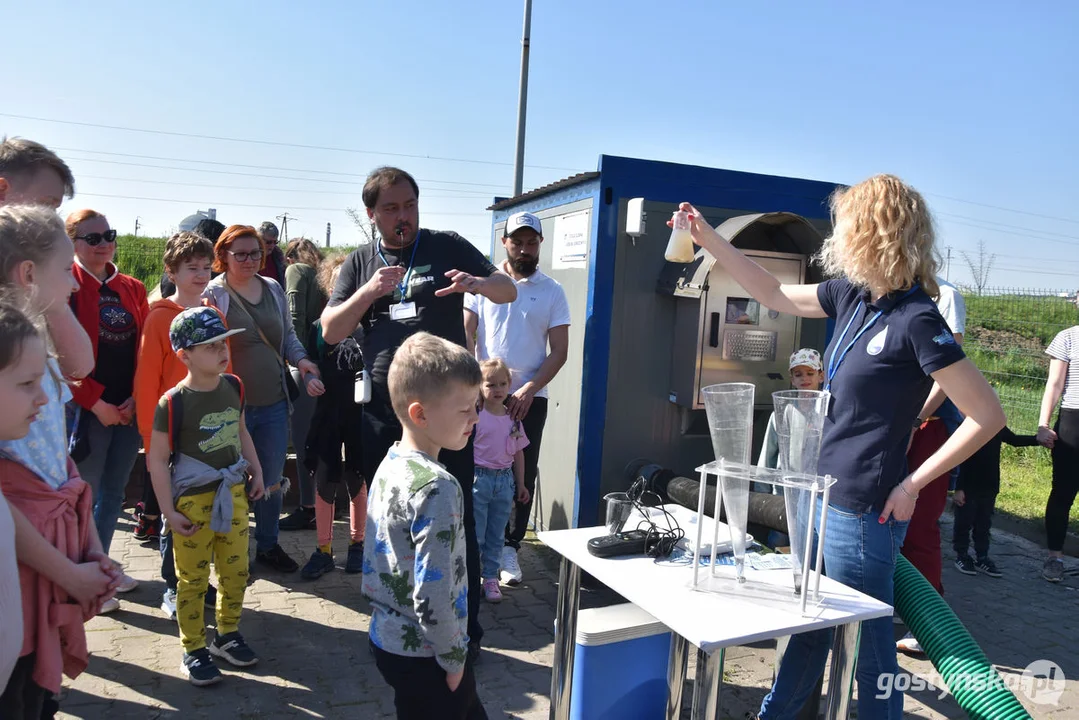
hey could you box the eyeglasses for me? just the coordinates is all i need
[228,249,264,263]
[75,230,118,246]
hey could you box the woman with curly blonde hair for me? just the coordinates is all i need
[679,174,1004,719]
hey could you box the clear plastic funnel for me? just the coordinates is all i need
[773,390,829,594]
[703,383,754,582]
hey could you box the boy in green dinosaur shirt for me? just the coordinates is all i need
[362,332,487,719]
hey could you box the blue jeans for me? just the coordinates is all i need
[473,467,515,579]
[75,415,142,554]
[246,400,290,553]
[760,499,910,720]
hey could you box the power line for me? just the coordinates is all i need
[928,192,1079,226]
[77,174,495,199]
[937,212,1079,242]
[58,147,509,190]
[63,154,509,192]
[2,112,581,172]
[76,191,489,216]
[937,216,1079,248]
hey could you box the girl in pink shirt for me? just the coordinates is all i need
[473,359,529,603]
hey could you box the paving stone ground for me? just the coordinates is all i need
[56,509,1078,719]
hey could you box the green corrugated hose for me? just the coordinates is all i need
[893,555,1032,719]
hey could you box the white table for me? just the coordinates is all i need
[539,506,893,720]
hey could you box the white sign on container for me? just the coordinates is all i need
[553,211,589,269]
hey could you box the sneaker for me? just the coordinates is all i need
[209,631,259,667]
[954,554,977,576]
[204,584,218,609]
[483,578,503,603]
[161,589,177,620]
[345,542,365,574]
[1043,557,1065,583]
[279,506,316,531]
[255,544,299,573]
[301,550,335,580]
[500,546,523,586]
[99,597,120,614]
[116,573,139,593]
[896,632,924,655]
[181,648,222,686]
[132,505,161,542]
[974,556,1002,578]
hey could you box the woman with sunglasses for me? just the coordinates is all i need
[203,225,324,574]
[67,209,150,611]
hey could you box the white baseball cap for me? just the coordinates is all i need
[789,348,822,371]
[505,212,543,237]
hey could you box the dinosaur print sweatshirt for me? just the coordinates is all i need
[362,444,469,673]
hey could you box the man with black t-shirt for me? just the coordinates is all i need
[322,167,516,659]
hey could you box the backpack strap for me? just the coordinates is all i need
[222,373,244,407]
[164,385,184,458]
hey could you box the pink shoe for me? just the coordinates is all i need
[483,578,503,603]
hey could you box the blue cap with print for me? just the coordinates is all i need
[169,306,245,352]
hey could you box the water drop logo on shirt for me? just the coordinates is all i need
[866,326,888,356]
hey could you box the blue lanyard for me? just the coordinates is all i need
[825,285,919,391]
[377,230,421,301]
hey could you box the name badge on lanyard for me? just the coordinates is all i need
[390,301,417,320]
[381,232,421,322]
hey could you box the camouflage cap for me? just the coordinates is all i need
[169,306,245,352]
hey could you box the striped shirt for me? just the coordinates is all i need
[1046,326,1079,410]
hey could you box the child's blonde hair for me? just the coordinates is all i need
[480,358,511,385]
[0,205,69,292]
[388,332,481,421]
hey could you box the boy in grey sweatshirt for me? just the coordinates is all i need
[363,332,487,720]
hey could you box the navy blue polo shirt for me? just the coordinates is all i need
[817,278,966,513]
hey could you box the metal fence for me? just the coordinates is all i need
[960,286,1077,433]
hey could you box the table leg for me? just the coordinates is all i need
[665,635,689,720]
[690,646,724,720]
[823,621,861,720]
[549,557,581,720]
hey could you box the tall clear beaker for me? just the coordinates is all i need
[702,383,754,582]
[773,390,829,594]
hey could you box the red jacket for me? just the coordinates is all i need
[0,458,93,694]
[69,261,150,410]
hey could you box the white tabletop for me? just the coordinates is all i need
[539,507,893,654]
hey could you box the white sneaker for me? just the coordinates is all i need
[99,597,121,615]
[161,589,177,620]
[500,546,523,586]
[116,574,139,593]
[896,632,923,655]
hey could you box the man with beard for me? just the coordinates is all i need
[322,166,516,661]
[464,212,570,586]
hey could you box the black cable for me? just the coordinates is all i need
[626,476,684,559]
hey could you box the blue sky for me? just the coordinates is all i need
[4,1,1078,289]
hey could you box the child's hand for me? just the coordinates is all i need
[166,510,199,536]
[953,489,966,507]
[516,484,530,504]
[248,473,266,501]
[446,669,464,692]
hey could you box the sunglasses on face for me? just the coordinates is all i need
[228,249,264,263]
[75,230,118,246]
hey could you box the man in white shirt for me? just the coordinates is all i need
[465,212,571,585]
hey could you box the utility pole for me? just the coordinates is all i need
[946,246,952,281]
[511,0,533,197]
[325,222,332,249]
[134,217,141,239]
[276,213,296,244]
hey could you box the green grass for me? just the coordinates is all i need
[964,291,1079,534]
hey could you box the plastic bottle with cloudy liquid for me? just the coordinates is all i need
[664,210,696,263]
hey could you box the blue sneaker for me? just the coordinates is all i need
[181,648,222,686]
[301,550,335,580]
[345,542,365,574]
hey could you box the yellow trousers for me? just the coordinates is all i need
[173,483,249,653]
